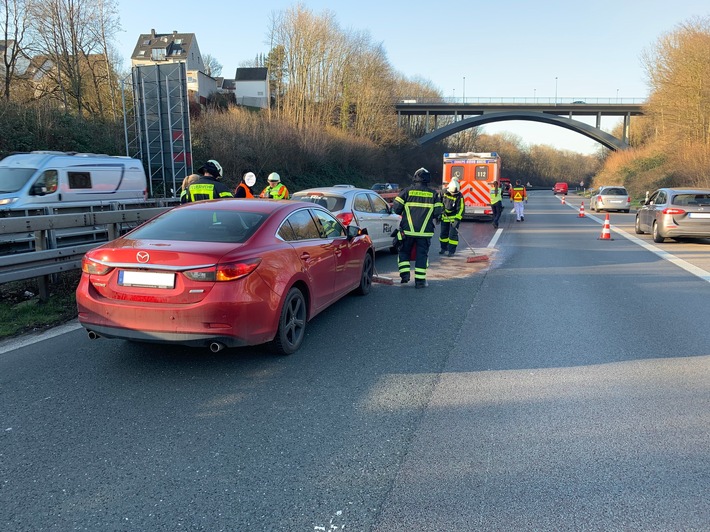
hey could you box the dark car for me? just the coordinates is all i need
[371,183,399,192]
[635,188,710,243]
[76,199,374,354]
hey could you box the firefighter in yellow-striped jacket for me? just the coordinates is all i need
[439,179,464,256]
[180,160,234,203]
[392,168,443,289]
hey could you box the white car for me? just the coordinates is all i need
[292,186,401,252]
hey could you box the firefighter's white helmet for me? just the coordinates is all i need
[447,180,460,193]
[267,172,281,183]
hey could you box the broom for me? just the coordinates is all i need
[457,231,490,263]
[372,264,395,285]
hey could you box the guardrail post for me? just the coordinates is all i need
[34,228,50,302]
[108,203,120,240]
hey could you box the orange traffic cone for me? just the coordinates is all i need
[561,195,566,205]
[598,213,613,240]
[578,201,585,218]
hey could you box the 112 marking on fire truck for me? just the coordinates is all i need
[442,152,501,219]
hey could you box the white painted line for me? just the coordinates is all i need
[567,205,710,284]
[0,320,83,355]
[488,228,503,248]
[610,222,710,283]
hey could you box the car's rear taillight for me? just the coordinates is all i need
[336,212,355,226]
[662,208,686,215]
[81,257,113,275]
[184,258,261,282]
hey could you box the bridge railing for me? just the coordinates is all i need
[398,97,646,105]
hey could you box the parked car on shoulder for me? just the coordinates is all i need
[553,182,569,195]
[635,188,710,243]
[292,186,401,253]
[590,186,630,213]
[76,199,375,355]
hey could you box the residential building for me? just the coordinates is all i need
[235,67,269,109]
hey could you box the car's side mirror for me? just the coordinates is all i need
[347,224,366,240]
[30,184,47,196]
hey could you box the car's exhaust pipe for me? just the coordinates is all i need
[209,341,225,353]
[87,330,100,340]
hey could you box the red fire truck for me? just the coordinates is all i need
[442,152,502,219]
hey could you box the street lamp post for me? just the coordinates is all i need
[616,88,619,103]
[534,88,536,102]
[555,77,558,104]
[463,77,466,102]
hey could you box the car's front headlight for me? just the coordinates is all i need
[0,197,19,206]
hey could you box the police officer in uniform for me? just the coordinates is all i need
[181,159,234,203]
[439,179,464,256]
[392,167,443,289]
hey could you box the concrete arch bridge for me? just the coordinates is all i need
[395,99,645,151]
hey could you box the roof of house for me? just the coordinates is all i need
[131,29,196,61]
[235,67,268,81]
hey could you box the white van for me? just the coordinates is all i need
[0,151,148,211]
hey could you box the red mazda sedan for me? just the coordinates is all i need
[76,199,375,354]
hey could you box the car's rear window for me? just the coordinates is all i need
[602,188,627,196]
[128,208,267,243]
[292,194,346,212]
[672,193,710,206]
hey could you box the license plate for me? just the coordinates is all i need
[688,212,710,219]
[119,270,175,288]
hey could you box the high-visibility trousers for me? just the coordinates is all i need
[398,236,431,280]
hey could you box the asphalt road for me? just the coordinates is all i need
[1,192,709,531]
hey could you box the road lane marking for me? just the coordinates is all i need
[0,320,83,355]
[565,204,710,284]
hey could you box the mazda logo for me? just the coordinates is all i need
[136,251,150,263]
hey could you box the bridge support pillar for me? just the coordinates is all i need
[623,112,630,144]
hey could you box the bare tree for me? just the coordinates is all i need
[642,16,710,185]
[203,53,222,78]
[29,0,120,117]
[0,0,32,101]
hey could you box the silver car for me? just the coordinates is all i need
[590,186,630,213]
[292,186,401,252]
[635,188,710,243]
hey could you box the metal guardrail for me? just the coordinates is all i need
[0,207,173,297]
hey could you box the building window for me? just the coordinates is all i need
[151,48,166,61]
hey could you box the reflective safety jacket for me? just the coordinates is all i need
[234,182,255,198]
[511,185,527,203]
[393,184,443,237]
[490,186,503,205]
[181,177,234,203]
[441,191,464,223]
[260,183,290,200]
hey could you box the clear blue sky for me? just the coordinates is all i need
[114,0,709,154]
